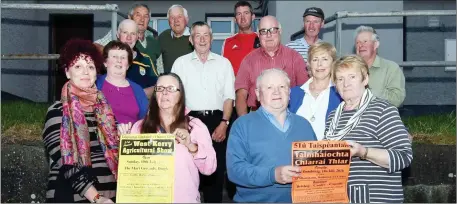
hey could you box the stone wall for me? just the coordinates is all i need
[1,142,455,203]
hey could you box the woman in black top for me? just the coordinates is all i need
[325,55,413,203]
[42,39,118,203]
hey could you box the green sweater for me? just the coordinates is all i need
[368,55,406,107]
[158,29,194,73]
[135,35,161,68]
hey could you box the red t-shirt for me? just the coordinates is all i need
[222,33,258,76]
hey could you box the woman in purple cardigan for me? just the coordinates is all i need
[289,42,342,140]
[96,41,149,130]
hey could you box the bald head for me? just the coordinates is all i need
[258,15,281,31]
[118,19,138,33]
[117,19,139,49]
[258,15,282,52]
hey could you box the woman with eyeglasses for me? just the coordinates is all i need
[95,41,149,132]
[130,73,217,203]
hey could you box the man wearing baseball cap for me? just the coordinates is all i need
[286,7,325,66]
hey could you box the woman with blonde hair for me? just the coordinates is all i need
[325,55,412,203]
[289,42,342,140]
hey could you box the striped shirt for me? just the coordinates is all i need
[286,38,321,63]
[325,98,413,203]
[94,31,113,46]
[42,102,116,202]
[235,45,309,108]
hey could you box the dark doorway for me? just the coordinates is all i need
[48,14,94,102]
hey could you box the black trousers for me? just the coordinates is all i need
[189,110,226,203]
[225,110,238,200]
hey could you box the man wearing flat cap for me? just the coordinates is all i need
[286,7,325,66]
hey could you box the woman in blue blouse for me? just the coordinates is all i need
[289,42,342,140]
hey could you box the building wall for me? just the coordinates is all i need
[403,0,456,105]
[273,0,455,106]
[2,0,455,106]
[1,0,49,102]
[272,0,404,63]
[1,0,243,102]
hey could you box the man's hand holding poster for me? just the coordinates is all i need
[291,141,351,203]
[117,134,175,203]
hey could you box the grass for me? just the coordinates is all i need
[1,101,50,144]
[402,112,456,145]
[1,101,456,145]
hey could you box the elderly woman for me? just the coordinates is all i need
[96,40,149,127]
[42,39,118,203]
[324,55,413,203]
[289,42,342,140]
[130,73,217,203]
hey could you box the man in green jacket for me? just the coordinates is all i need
[355,25,406,108]
[94,3,161,71]
[158,4,194,73]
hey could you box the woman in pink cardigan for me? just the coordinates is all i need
[130,72,217,203]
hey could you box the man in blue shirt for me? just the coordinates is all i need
[226,68,317,203]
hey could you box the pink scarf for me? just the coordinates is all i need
[60,81,119,179]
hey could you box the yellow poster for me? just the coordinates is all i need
[116,134,175,203]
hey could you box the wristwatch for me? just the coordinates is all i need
[92,193,101,203]
[221,119,230,125]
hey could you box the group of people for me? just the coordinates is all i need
[42,1,412,203]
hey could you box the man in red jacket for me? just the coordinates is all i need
[222,1,260,76]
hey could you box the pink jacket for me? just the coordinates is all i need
[130,115,217,203]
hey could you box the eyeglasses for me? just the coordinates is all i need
[154,86,180,93]
[259,27,280,36]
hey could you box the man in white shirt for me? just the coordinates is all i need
[171,21,235,203]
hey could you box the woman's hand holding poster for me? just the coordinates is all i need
[291,141,351,203]
[117,134,175,203]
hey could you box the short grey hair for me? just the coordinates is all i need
[167,4,189,19]
[190,21,213,38]
[129,3,151,17]
[118,19,138,34]
[255,68,291,89]
[354,25,380,43]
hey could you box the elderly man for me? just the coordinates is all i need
[354,25,406,107]
[118,19,158,98]
[286,7,325,64]
[222,0,260,76]
[235,15,309,117]
[227,68,316,203]
[94,4,161,69]
[159,4,194,73]
[171,21,235,203]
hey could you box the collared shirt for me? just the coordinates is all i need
[286,38,322,63]
[138,37,147,48]
[222,32,259,76]
[94,31,113,46]
[258,106,291,132]
[368,55,406,107]
[171,51,236,111]
[171,27,191,38]
[235,44,310,108]
[296,78,332,140]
